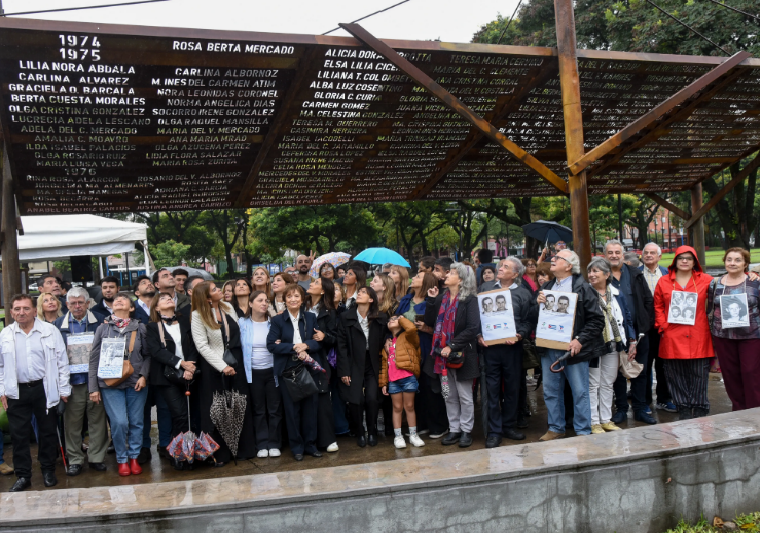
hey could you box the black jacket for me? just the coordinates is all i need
[336,308,388,405]
[424,292,480,381]
[133,301,151,325]
[538,274,606,365]
[313,306,338,384]
[90,299,112,320]
[616,264,655,333]
[266,311,321,378]
[145,314,198,387]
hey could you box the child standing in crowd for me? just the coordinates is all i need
[380,316,425,449]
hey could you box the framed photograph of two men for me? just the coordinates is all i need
[536,290,578,350]
[477,288,518,345]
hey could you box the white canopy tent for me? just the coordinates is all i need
[0,215,150,274]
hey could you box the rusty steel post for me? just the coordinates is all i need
[1,145,21,307]
[554,0,591,270]
[690,183,706,266]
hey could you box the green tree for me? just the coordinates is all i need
[250,204,380,258]
[152,240,191,268]
[201,209,248,278]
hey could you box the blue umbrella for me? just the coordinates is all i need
[521,220,573,245]
[353,248,411,268]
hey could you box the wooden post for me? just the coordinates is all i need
[690,183,706,265]
[1,145,21,306]
[554,0,592,271]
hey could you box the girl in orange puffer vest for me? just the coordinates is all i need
[380,316,425,449]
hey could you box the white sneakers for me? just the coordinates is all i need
[394,436,407,449]
[409,434,425,447]
[326,442,339,452]
[429,428,449,439]
[257,449,268,458]
[268,448,281,457]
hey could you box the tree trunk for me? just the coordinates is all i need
[703,158,759,250]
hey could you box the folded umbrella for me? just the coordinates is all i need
[353,247,410,268]
[309,252,351,278]
[167,385,197,464]
[209,378,247,465]
[193,432,220,462]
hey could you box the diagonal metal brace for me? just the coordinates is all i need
[339,22,569,195]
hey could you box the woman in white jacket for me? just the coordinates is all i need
[586,257,637,434]
[190,281,256,465]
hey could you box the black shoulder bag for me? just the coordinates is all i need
[219,311,238,366]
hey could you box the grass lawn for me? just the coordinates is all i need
[667,512,759,533]
[659,249,760,269]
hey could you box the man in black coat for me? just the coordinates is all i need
[604,240,657,425]
[90,276,120,318]
[536,249,605,441]
[478,257,536,447]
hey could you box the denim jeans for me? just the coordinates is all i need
[102,387,149,463]
[541,349,591,435]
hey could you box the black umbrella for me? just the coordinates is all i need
[521,220,573,246]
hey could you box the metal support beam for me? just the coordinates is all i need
[685,154,759,229]
[236,48,321,208]
[568,51,751,176]
[690,183,706,266]
[414,62,559,200]
[1,145,20,306]
[339,23,568,195]
[645,193,691,221]
[553,0,591,270]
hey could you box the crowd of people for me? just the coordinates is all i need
[0,245,757,492]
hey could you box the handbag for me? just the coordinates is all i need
[619,350,644,379]
[433,346,464,369]
[104,331,136,387]
[281,360,318,402]
[219,312,238,367]
[157,322,200,386]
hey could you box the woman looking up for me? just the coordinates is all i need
[37,292,63,323]
[306,277,339,453]
[232,277,252,319]
[251,267,271,297]
[370,273,398,316]
[190,281,256,465]
[343,264,367,309]
[238,291,283,458]
[389,266,410,299]
[269,272,294,317]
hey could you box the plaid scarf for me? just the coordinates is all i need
[432,289,458,375]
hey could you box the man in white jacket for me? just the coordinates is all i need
[0,294,70,492]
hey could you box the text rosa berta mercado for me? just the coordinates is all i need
[173,42,295,54]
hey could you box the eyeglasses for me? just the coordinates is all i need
[550,255,569,263]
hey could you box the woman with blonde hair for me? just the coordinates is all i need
[370,273,398,315]
[269,272,294,316]
[190,281,255,465]
[37,292,63,323]
[389,265,410,298]
[251,267,272,298]
[221,280,235,304]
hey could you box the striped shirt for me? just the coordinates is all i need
[708,277,760,340]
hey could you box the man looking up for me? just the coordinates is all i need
[418,256,436,274]
[536,249,605,441]
[53,287,106,477]
[152,268,189,310]
[0,294,70,492]
[172,269,189,295]
[132,275,155,324]
[604,240,657,425]
[294,254,314,292]
[90,276,120,318]
[639,242,675,413]
[479,257,536,446]
[178,275,204,317]
[433,257,453,289]
[38,274,68,315]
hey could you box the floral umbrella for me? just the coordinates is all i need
[309,252,351,278]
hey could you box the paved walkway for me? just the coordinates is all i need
[0,372,734,492]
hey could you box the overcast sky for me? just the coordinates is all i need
[1,0,518,42]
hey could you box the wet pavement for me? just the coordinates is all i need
[0,372,734,493]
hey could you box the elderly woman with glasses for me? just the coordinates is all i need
[424,263,480,448]
[586,257,636,434]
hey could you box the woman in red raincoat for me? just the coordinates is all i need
[653,245,714,420]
